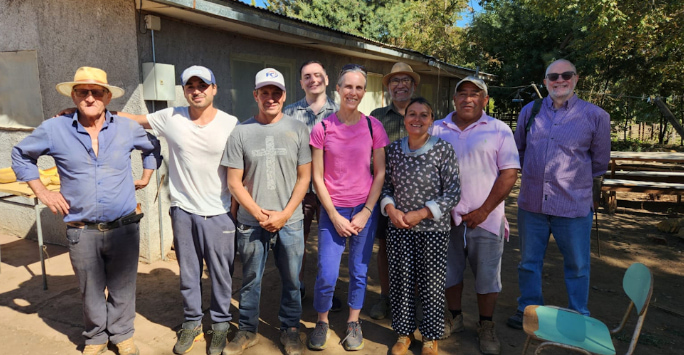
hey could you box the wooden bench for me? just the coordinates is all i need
[601,152,684,213]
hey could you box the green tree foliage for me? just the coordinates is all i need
[266,0,469,64]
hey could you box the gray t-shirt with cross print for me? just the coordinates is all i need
[221,115,311,226]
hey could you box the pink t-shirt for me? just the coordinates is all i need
[310,113,390,207]
[431,112,520,238]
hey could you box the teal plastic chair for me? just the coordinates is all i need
[521,263,653,355]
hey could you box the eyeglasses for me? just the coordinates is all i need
[390,77,413,86]
[73,88,109,99]
[546,71,576,82]
[339,64,367,76]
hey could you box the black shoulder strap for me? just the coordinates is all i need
[525,99,544,133]
[366,115,373,139]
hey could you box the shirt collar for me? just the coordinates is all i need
[441,111,490,131]
[72,110,114,132]
[545,93,578,111]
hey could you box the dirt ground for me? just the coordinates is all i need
[0,182,683,355]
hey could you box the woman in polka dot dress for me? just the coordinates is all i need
[380,97,461,355]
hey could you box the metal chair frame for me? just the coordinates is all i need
[521,263,654,355]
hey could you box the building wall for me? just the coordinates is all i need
[0,0,164,262]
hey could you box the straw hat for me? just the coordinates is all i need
[382,62,420,87]
[55,67,125,98]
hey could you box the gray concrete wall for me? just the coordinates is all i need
[0,0,163,262]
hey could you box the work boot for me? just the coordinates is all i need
[440,312,464,339]
[280,327,304,355]
[369,294,390,320]
[391,334,415,355]
[478,320,501,354]
[173,322,203,354]
[207,322,231,355]
[307,321,330,350]
[506,310,523,330]
[115,338,139,355]
[340,321,364,351]
[421,339,438,355]
[82,342,107,355]
[223,330,258,355]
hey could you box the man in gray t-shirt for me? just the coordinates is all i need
[221,68,311,355]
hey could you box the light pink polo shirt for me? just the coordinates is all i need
[430,112,520,238]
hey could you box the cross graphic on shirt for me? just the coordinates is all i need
[252,136,287,190]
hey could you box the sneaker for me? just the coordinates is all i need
[173,322,203,354]
[223,330,258,355]
[330,296,342,312]
[391,334,415,355]
[506,310,523,330]
[115,338,139,355]
[307,321,330,350]
[280,327,304,355]
[421,339,438,355]
[82,342,107,355]
[207,322,231,355]
[477,320,501,354]
[439,312,464,339]
[340,321,364,351]
[369,295,390,320]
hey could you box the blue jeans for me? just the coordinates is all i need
[236,221,304,332]
[313,204,378,312]
[516,208,593,315]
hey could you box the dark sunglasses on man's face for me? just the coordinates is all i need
[73,88,109,99]
[546,71,576,82]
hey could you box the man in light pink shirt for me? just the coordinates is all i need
[430,76,519,355]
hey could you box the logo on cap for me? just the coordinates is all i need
[265,71,279,78]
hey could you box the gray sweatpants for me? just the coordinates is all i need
[67,222,140,345]
[170,207,236,324]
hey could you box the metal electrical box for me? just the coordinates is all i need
[142,63,176,101]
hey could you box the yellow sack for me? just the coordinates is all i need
[0,167,17,183]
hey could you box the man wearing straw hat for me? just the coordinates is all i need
[12,66,161,355]
[369,62,420,320]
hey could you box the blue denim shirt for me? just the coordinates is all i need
[12,111,162,223]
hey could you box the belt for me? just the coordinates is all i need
[66,211,144,231]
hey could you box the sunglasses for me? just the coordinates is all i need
[340,64,367,76]
[73,88,109,99]
[546,71,576,82]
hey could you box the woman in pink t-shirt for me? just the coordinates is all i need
[307,64,390,351]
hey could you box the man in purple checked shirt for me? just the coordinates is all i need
[507,59,611,329]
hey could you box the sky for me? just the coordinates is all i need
[239,0,482,27]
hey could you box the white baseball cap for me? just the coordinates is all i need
[255,68,286,91]
[455,75,488,96]
[181,65,216,86]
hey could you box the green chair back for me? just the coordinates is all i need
[622,263,652,314]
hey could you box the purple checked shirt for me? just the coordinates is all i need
[514,95,611,218]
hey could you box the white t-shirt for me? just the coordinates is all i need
[147,107,238,216]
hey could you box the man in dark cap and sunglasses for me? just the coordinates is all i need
[508,59,610,329]
[12,66,162,355]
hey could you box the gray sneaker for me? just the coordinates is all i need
[307,321,330,350]
[439,312,464,339]
[369,295,390,320]
[173,322,203,354]
[478,320,501,354]
[340,321,364,351]
[207,322,231,355]
[280,327,304,355]
[223,330,258,355]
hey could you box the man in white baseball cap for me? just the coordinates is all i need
[55,65,239,355]
[222,68,311,355]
